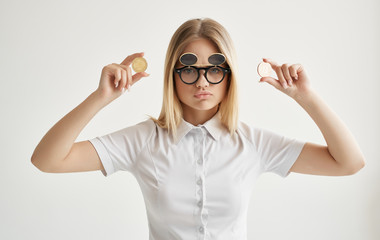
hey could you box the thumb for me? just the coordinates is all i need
[132,71,150,84]
[259,77,282,89]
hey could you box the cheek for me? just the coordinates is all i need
[174,78,188,101]
[217,81,228,98]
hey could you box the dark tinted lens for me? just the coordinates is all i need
[208,53,225,65]
[180,53,197,66]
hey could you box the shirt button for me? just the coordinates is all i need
[197,200,202,207]
[197,179,202,185]
[197,159,203,164]
[199,226,204,233]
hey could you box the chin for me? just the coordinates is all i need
[185,101,219,111]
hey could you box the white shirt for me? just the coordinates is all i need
[89,111,305,240]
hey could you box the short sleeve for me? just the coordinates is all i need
[255,127,305,177]
[239,122,306,178]
[88,119,155,177]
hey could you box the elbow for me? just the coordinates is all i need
[31,154,63,173]
[31,155,47,173]
[31,156,41,171]
[31,154,38,168]
[344,157,366,175]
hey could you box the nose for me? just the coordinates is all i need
[196,69,209,88]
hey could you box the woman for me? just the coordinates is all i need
[31,18,365,239]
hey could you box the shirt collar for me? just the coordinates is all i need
[174,111,225,145]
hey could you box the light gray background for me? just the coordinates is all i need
[1,0,379,239]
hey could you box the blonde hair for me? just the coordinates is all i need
[148,18,239,140]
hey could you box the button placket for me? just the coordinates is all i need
[194,127,208,238]
[194,127,204,204]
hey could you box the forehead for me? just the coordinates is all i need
[181,38,220,56]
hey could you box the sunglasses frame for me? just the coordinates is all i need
[174,65,231,85]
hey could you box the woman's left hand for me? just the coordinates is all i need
[259,58,313,100]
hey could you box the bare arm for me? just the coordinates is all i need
[291,90,365,175]
[31,52,149,173]
[31,90,107,172]
[259,58,365,176]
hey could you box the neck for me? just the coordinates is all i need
[182,105,219,126]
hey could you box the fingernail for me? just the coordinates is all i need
[128,84,131,92]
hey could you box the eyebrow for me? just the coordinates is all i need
[179,63,226,67]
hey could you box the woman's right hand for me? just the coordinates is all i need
[96,52,149,103]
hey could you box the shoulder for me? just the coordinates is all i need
[136,117,157,130]
[237,120,281,147]
[238,120,278,137]
[236,120,258,148]
[108,118,157,140]
[134,118,158,138]
[237,120,263,139]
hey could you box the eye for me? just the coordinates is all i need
[209,67,221,74]
[183,68,196,74]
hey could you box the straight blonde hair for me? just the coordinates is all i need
[148,18,239,140]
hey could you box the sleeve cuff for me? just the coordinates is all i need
[88,137,115,177]
[280,140,306,178]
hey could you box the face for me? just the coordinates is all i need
[174,38,229,116]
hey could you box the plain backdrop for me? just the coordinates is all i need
[1,0,379,239]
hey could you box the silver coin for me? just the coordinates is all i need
[257,62,272,77]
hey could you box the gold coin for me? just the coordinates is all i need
[257,62,272,77]
[132,57,147,73]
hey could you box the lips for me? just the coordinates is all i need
[194,91,212,97]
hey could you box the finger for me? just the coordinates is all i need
[263,58,288,89]
[127,66,132,91]
[132,72,150,84]
[259,76,282,90]
[112,64,130,90]
[112,63,128,71]
[113,67,121,88]
[289,64,302,80]
[263,58,279,67]
[120,52,145,66]
[281,64,293,87]
[274,66,288,89]
[120,69,127,92]
[117,69,125,92]
[110,64,127,91]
